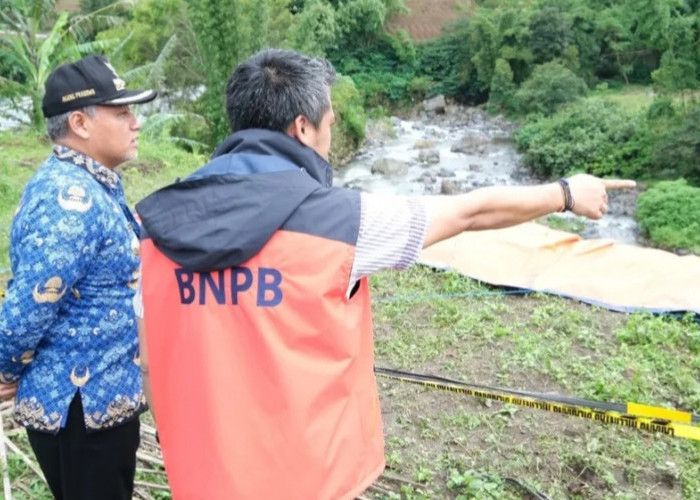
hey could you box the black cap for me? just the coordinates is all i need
[42,54,157,118]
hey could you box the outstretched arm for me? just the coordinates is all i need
[422,174,636,248]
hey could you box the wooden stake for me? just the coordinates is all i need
[0,410,12,500]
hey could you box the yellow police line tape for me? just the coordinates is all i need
[374,367,700,442]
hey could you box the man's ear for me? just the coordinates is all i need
[67,110,91,140]
[286,115,312,147]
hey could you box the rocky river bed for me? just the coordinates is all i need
[334,104,641,245]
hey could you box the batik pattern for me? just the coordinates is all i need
[0,146,145,432]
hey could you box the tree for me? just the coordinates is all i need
[565,3,601,83]
[288,0,337,55]
[593,5,634,82]
[0,0,113,130]
[488,58,515,112]
[96,0,200,91]
[335,0,388,49]
[528,6,569,64]
[652,50,698,95]
[468,6,532,95]
[186,0,295,145]
[186,0,248,143]
[652,107,700,184]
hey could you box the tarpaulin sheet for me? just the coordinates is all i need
[419,222,700,315]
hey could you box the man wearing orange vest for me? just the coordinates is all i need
[134,48,634,499]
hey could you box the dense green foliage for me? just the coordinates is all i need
[328,75,367,164]
[96,0,199,91]
[513,61,588,115]
[0,0,113,129]
[515,100,638,178]
[312,0,700,119]
[516,94,700,184]
[651,105,700,184]
[486,58,516,112]
[187,0,256,143]
[637,180,700,252]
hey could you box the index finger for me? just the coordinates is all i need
[602,179,636,190]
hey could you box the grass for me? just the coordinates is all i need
[588,84,656,112]
[0,128,206,270]
[371,268,700,499]
[0,130,46,272]
[1,129,699,499]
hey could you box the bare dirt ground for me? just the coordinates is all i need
[387,0,474,41]
[364,268,699,499]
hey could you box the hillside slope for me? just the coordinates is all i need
[387,0,473,41]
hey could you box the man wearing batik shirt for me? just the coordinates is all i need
[0,55,156,500]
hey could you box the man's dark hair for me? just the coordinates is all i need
[225,49,337,133]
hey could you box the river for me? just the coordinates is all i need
[334,105,640,245]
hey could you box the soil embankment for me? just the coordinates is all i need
[387,0,474,41]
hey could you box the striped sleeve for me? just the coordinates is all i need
[348,192,427,294]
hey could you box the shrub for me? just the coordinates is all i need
[637,180,700,253]
[646,96,676,120]
[416,28,481,103]
[331,33,418,108]
[488,58,516,113]
[651,106,700,185]
[514,61,588,116]
[330,75,366,165]
[515,100,639,178]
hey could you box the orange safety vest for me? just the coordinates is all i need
[141,229,385,499]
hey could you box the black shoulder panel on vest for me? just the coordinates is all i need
[282,187,361,246]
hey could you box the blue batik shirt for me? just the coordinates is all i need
[0,145,145,433]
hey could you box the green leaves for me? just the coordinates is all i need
[637,180,700,253]
[0,0,116,130]
[514,61,588,116]
[515,99,637,178]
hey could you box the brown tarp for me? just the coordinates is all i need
[419,222,700,315]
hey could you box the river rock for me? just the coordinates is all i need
[364,118,398,146]
[371,157,409,176]
[451,132,490,154]
[418,171,437,184]
[441,179,464,195]
[413,139,435,149]
[418,149,440,165]
[423,95,446,114]
[336,105,641,245]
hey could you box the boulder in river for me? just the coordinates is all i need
[418,149,440,165]
[371,157,409,176]
[423,95,446,114]
[441,179,464,195]
[451,132,490,154]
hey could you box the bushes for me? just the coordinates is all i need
[651,105,700,185]
[637,180,700,253]
[513,61,588,115]
[487,58,516,113]
[329,75,366,164]
[515,100,638,178]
